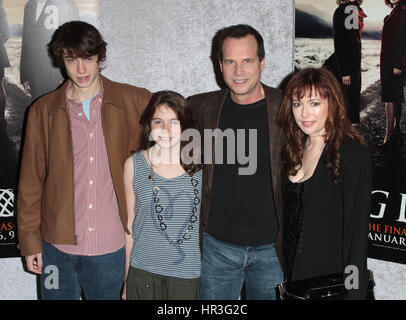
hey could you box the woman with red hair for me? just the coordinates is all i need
[277,67,371,299]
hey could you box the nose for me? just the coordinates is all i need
[161,122,172,135]
[77,59,86,74]
[301,104,309,118]
[234,62,242,75]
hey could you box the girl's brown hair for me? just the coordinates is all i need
[139,90,201,175]
[277,67,367,183]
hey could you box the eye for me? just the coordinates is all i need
[243,58,253,63]
[151,119,162,125]
[292,102,301,108]
[311,102,320,107]
[171,120,180,125]
[223,60,234,65]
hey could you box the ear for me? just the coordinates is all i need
[260,57,266,72]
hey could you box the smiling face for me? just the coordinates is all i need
[220,35,265,104]
[292,88,329,138]
[150,104,182,149]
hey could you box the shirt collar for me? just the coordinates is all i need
[65,76,104,108]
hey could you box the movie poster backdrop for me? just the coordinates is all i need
[0,0,100,258]
[295,0,406,264]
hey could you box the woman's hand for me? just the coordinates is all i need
[394,68,402,76]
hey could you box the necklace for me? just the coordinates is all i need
[149,166,200,246]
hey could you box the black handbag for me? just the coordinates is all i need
[276,269,376,300]
[276,273,347,300]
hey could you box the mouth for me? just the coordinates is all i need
[301,121,315,127]
[77,75,91,83]
[232,79,248,85]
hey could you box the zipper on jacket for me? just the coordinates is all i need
[100,102,126,231]
[63,106,77,245]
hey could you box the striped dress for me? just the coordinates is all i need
[130,151,202,279]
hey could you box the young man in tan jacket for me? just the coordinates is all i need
[17,21,151,300]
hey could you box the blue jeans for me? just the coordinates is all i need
[40,242,125,300]
[200,233,283,300]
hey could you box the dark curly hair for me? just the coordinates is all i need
[48,21,107,69]
[277,67,367,184]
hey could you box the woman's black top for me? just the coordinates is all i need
[282,138,372,299]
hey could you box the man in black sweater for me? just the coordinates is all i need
[188,24,285,300]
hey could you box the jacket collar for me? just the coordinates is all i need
[385,4,406,24]
[49,74,123,115]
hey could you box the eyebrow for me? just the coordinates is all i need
[292,96,322,101]
[151,117,179,120]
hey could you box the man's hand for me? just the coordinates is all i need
[342,76,351,86]
[394,68,402,76]
[25,253,43,274]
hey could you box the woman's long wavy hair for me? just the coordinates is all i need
[277,67,367,183]
[139,90,201,175]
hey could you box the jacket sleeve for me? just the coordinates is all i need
[126,87,151,155]
[333,6,351,76]
[341,145,372,300]
[17,105,47,256]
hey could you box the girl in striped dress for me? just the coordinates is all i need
[123,91,202,300]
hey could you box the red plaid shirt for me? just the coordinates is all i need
[53,79,124,256]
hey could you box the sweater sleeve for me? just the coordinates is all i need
[341,143,372,300]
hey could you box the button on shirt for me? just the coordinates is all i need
[53,80,124,256]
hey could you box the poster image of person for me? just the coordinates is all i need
[0,0,17,256]
[295,0,406,265]
[324,0,366,124]
[20,0,79,100]
[380,0,406,152]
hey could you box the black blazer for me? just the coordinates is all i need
[285,138,371,299]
